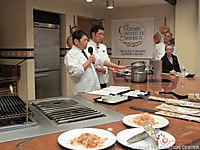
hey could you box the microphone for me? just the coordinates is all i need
[88,47,93,55]
[88,47,94,64]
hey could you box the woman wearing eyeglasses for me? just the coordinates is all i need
[161,44,181,75]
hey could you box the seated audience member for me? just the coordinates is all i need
[161,44,181,75]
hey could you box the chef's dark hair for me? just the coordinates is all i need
[165,43,174,51]
[72,29,88,44]
[90,24,104,36]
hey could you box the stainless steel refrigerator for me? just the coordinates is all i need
[34,22,61,99]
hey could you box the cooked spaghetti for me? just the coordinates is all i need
[69,133,107,148]
[133,113,158,126]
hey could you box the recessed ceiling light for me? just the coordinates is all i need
[106,0,114,9]
[85,0,93,2]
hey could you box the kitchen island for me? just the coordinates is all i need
[1,74,200,150]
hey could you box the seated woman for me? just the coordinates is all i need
[161,44,181,75]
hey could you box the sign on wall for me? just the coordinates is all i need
[111,17,154,58]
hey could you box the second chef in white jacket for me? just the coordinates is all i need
[87,25,123,89]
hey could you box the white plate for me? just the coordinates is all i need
[122,114,169,128]
[116,128,176,150]
[58,128,116,150]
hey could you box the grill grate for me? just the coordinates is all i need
[0,95,26,119]
[33,99,106,124]
[0,95,32,127]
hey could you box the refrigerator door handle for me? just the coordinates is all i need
[35,68,49,73]
[35,73,49,78]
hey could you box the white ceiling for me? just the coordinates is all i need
[67,0,170,9]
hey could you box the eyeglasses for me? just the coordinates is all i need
[166,48,173,50]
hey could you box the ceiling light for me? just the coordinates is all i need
[85,0,93,2]
[106,0,114,9]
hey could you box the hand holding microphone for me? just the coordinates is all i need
[88,55,95,64]
[88,47,95,64]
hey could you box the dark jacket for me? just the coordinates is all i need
[161,53,181,73]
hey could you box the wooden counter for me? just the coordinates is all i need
[1,75,200,150]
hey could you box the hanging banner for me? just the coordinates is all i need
[111,17,154,58]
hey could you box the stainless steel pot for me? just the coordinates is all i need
[131,71,147,83]
[131,61,146,73]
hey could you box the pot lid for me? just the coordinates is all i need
[131,61,146,67]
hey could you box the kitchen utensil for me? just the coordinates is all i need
[131,72,147,83]
[131,61,146,67]
[148,78,172,82]
[159,91,188,99]
[130,61,148,83]
[159,17,170,34]
[129,106,157,113]
[131,61,146,73]
[120,89,150,98]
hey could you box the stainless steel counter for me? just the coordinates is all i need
[0,95,124,143]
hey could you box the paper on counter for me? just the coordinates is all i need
[88,86,130,95]
[148,96,168,102]
[155,111,200,123]
[175,72,189,77]
[188,93,200,101]
[156,103,200,117]
[165,99,200,109]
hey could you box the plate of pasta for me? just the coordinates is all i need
[58,128,116,150]
[122,113,169,128]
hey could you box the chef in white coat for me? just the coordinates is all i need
[153,31,176,60]
[87,30,109,88]
[64,29,103,95]
[65,29,127,95]
[87,25,127,88]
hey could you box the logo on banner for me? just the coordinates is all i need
[111,17,154,58]
[119,22,145,48]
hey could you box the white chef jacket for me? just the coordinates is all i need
[87,40,110,84]
[154,42,176,60]
[64,45,101,95]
